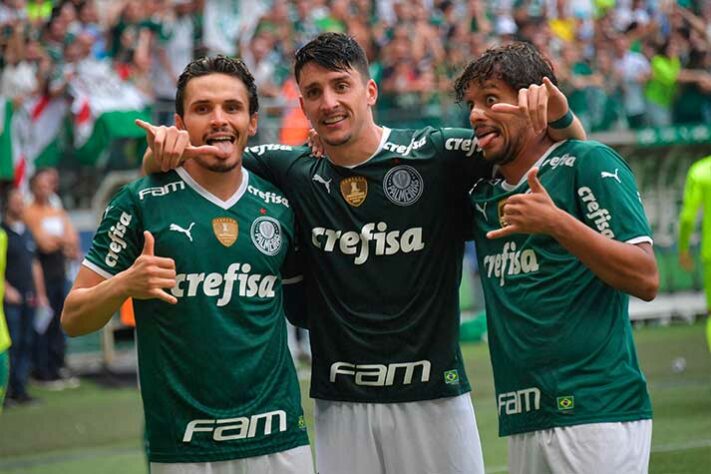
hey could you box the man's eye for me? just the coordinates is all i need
[486,96,498,106]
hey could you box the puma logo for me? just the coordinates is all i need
[601,169,621,183]
[312,174,332,193]
[475,202,488,221]
[170,222,195,242]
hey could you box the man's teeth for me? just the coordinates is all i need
[324,116,345,124]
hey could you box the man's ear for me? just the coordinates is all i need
[248,113,258,137]
[175,113,185,130]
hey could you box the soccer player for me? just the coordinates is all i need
[143,33,585,474]
[60,56,313,474]
[456,42,658,473]
[679,154,711,351]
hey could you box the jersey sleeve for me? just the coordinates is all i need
[574,144,652,245]
[678,162,703,253]
[243,144,310,189]
[280,230,308,329]
[429,127,493,190]
[83,186,144,279]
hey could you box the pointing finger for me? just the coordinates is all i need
[135,119,157,135]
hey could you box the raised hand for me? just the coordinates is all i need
[486,167,562,239]
[135,119,227,172]
[491,77,570,134]
[123,231,178,304]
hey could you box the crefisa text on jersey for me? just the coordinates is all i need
[483,241,540,287]
[311,222,425,265]
[105,211,133,268]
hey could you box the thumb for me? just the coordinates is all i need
[527,167,544,193]
[142,231,155,255]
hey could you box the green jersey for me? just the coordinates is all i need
[679,155,711,261]
[84,168,308,463]
[469,140,653,436]
[245,127,491,403]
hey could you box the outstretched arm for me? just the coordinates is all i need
[61,232,177,336]
[489,168,658,301]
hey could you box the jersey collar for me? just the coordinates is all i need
[330,127,392,169]
[500,141,567,192]
[176,167,250,210]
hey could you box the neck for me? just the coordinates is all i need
[325,124,383,168]
[4,214,20,225]
[499,134,556,185]
[183,161,244,201]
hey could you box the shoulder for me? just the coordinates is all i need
[245,170,292,210]
[116,171,185,203]
[245,143,312,161]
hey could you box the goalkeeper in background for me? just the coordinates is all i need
[679,154,711,351]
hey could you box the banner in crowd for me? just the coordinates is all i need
[1,60,150,185]
[0,97,13,180]
[69,59,151,165]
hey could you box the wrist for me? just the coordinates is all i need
[548,109,574,129]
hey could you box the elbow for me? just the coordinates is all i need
[60,310,81,337]
[635,269,660,302]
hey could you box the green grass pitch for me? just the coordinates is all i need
[1,321,709,473]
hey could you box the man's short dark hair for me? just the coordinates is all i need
[294,32,370,83]
[175,55,259,117]
[453,42,558,103]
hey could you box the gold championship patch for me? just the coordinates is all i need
[340,176,368,207]
[497,198,509,228]
[212,217,238,247]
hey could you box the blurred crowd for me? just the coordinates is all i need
[1,0,710,137]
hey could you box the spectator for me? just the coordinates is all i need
[151,0,200,124]
[23,169,79,389]
[2,187,47,405]
[612,34,651,129]
[644,38,681,127]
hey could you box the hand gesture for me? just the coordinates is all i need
[123,231,178,304]
[307,128,325,158]
[135,119,227,172]
[491,77,570,134]
[487,168,562,239]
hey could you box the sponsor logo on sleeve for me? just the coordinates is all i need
[577,187,614,238]
[105,212,133,268]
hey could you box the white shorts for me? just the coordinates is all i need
[508,419,652,474]
[150,445,314,474]
[314,393,484,474]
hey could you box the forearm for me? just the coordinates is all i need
[548,114,586,142]
[142,148,160,174]
[550,209,658,301]
[32,261,47,299]
[61,272,130,336]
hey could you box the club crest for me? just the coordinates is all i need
[251,216,282,256]
[340,176,368,207]
[212,217,238,247]
[383,165,423,206]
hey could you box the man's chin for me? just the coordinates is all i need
[322,131,353,147]
[194,155,240,173]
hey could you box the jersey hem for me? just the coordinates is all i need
[146,432,309,463]
[310,385,472,404]
[499,411,653,437]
